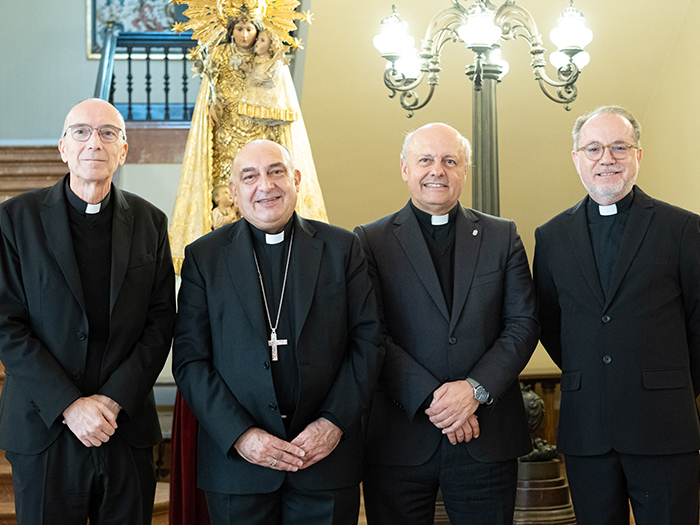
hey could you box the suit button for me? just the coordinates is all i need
[448,337,457,345]
[263,361,270,370]
[76,332,86,341]
[601,315,611,323]
[268,403,278,411]
[72,371,81,380]
[602,355,612,364]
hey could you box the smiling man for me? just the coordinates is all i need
[355,123,538,525]
[534,106,700,525]
[173,140,383,524]
[0,98,176,524]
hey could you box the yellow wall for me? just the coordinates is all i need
[641,0,700,213]
[299,0,696,373]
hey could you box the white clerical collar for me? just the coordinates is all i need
[431,213,449,226]
[85,203,102,214]
[266,231,285,245]
[599,203,617,216]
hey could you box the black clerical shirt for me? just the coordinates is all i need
[249,218,299,430]
[586,189,634,298]
[65,178,113,395]
[410,201,458,315]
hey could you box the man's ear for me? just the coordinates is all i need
[229,181,239,204]
[117,142,128,166]
[400,159,409,182]
[571,150,581,174]
[59,139,67,164]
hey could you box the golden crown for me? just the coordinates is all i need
[171,0,313,52]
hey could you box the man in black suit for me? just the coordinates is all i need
[172,139,383,524]
[534,105,700,525]
[0,98,176,524]
[355,123,538,525]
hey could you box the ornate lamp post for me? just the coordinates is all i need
[374,0,592,216]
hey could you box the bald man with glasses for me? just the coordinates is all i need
[0,98,176,524]
[534,105,700,525]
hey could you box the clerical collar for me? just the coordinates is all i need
[266,231,284,244]
[248,215,295,245]
[432,213,449,226]
[64,176,112,216]
[410,200,459,228]
[588,188,634,217]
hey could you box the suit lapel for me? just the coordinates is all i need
[291,215,323,346]
[394,204,450,322]
[110,187,134,314]
[40,179,86,312]
[604,188,654,310]
[224,221,268,346]
[566,198,606,308]
[450,206,481,333]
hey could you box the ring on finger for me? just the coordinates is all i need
[268,458,278,467]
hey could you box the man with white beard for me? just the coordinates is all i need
[534,105,700,525]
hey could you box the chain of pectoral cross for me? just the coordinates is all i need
[253,229,294,361]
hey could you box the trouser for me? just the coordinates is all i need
[6,430,156,525]
[363,435,518,525]
[205,479,360,525]
[565,449,700,525]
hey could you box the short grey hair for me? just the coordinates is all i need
[572,105,640,149]
[400,123,472,165]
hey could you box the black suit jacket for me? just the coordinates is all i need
[534,186,700,456]
[355,203,538,466]
[0,176,176,454]
[172,214,383,494]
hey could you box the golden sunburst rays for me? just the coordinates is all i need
[172,0,312,52]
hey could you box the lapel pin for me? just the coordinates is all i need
[473,229,478,236]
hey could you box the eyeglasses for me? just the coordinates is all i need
[576,141,638,161]
[64,124,123,144]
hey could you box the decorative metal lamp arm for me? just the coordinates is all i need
[495,2,581,109]
[382,4,468,117]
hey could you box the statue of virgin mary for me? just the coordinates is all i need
[169,0,326,273]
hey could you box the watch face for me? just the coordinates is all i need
[474,386,489,403]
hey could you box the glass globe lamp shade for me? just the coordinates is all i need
[550,6,593,51]
[393,47,422,79]
[457,5,502,49]
[572,51,590,69]
[549,50,569,69]
[374,11,415,56]
[550,49,590,70]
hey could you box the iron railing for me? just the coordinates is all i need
[95,24,199,122]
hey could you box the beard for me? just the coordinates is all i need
[581,173,637,205]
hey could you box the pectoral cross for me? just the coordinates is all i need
[268,329,287,361]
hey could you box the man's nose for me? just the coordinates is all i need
[600,146,616,163]
[259,174,275,190]
[86,129,103,148]
[430,161,446,176]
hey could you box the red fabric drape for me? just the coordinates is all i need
[169,390,211,525]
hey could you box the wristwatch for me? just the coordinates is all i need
[466,377,492,405]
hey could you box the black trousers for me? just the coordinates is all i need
[6,430,156,525]
[565,449,700,525]
[205,478,359,525]
[363,435,518,525]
